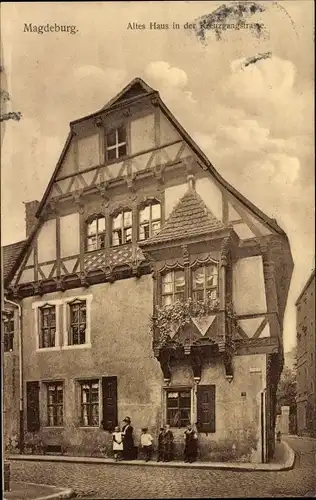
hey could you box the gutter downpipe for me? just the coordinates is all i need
[4,296,24,453]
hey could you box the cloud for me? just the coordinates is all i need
[145,61,188,89]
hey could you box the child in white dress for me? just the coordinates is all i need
[112,426,123,461]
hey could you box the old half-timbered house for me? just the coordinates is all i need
[3,77,293,462]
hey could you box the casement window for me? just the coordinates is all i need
[68,299,87,345]
[79,380,99,427]
[39,304,56,348]
[105,126,127,161]
[161,270,185,306]
[166,389,191,427]
[86,215,106,252]
[192,264,218,302]
[138,201,161,241]
[102,376,118,431]
[27,381,40,432]
[46,382,63,427]
[63,295,92,349]
[3,316,14,352]
[112,210,132,246]
[197,385,216,433]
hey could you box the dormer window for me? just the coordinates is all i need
[112,210,132,246]
[106,126,127,161]
[86,215,106,252]
[162,270,185,306]
[192,264,218,302]
[139,201,161,241]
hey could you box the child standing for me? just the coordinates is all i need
[112,426,123,461]
[140,427,153,462]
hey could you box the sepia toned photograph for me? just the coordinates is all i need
[1,1,315,498]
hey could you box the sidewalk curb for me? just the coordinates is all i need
[7,442,296,472]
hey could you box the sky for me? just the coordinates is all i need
[1,1,314,352]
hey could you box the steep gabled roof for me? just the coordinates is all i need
[295,268,315,306]
[101,77,156,111]
[140,176,227,247]
[2,240,26,281]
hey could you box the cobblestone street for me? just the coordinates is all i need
[10,436,315,498]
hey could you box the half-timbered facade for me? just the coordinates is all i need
[3,78,293,462]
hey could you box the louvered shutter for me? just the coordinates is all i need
[26,381,40,431]
[197,385,216,433]
[102,376,118,431]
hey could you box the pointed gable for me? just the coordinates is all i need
[141,175,226,247]
[101,77,156,111]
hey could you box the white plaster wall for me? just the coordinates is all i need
[78,134,99,171]
[233,256,267,315]
[60,213,80,258]
[130,114,155,154]
[37,219,56,263]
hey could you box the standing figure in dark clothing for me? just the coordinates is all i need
[162,424,174,462]
[122,417,135,460]
[157,427,165,462]
[184,424,198,463]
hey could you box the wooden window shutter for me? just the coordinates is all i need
[197,385,216,433]
[102,376,118,431]
[26,381,40,432]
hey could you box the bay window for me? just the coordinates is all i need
[112,210,132,246]
[161,270,185,305]
[192,264,218,301]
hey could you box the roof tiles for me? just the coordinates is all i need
[2,240,26,281]
[141,186,226,247]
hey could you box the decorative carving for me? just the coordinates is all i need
[95,116,103,128]
[151,96,159,107]
[122,108,132,117]
[56,279,66,292]
[153,164,165,183]
[33,283,42,297]
[104,266,115,283]
[191,353,202,381]
[182,244,189,266]
[79,272,89,288]
[220,236,231,266]
[224,351,233,380]
[126,171,136,191]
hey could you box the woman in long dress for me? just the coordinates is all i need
[122,416,135,460]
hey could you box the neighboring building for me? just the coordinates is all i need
[295,269,316,437]
[2,77,293,462]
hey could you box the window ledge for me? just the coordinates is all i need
[61,344,92,350]
[42,426,64,429]
[78,426,100,429]
[36,346,61,352]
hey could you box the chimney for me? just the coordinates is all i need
[24,200,40,237]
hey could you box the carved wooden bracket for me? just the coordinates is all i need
[224,351,233,380]
[158,350,172,381]
[191,353,202,381]
[33,283,43,297]
[79,272,89,288]
[151,96,159,107]
[95,116,103,128]
[56,279,66,292]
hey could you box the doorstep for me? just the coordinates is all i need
[8,441,295,472]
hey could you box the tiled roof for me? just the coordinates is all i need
[2,240,26,281]
[140,185,227,247]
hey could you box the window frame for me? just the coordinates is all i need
[164,387,193,428]
[111,209,133,247]
[62,295,93,350]
[32,299,62,352]
[161,269,186,306]
[79,379,100,427]
[191,263,219,302]
[3,316,14,352]
[105,126,127,162]
[46,381,64,427]
[86,214,106,252]
[39,304,57,349]
[68,299,87,346]
[138,200,162,241]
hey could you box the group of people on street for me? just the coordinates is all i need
[112,417,198,463]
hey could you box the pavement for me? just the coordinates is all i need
[7,440,295,472]
[3,481,73,500]
[6,436,315,498]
